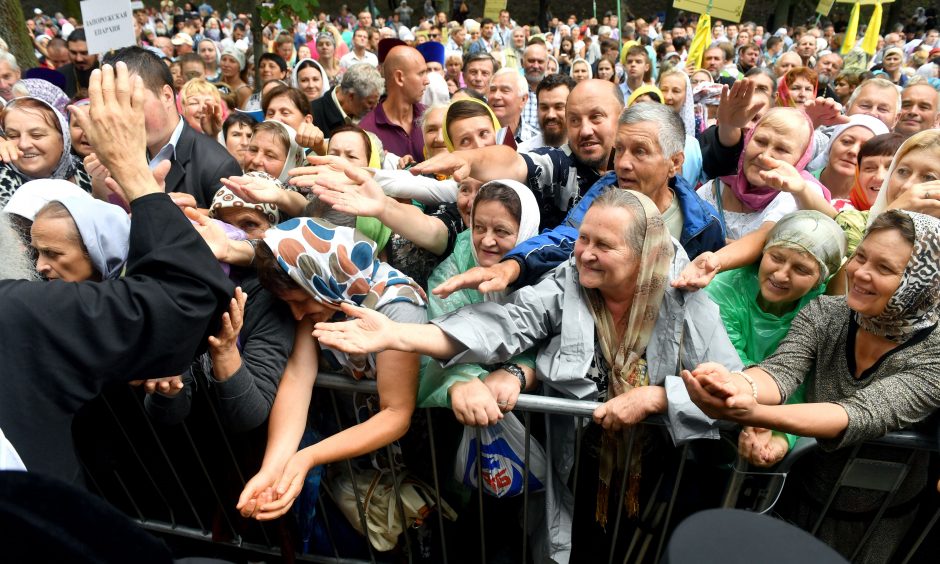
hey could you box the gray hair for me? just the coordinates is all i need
[491,67,528,96]
[618,103,685,159]
[745,67,778,96]
[0,50,19,72]
[0,213,38,281]
[589,188,647,256]
[339,63,385,98]
[419,102,448,134]
[847,77,902,115]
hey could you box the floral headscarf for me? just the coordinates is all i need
[855,211,940,343]
[582,190,674,525]
[3,96,75,183]
[263,218,427,379]
[719,108,826,212]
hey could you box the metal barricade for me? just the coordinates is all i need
[73,373,939,564]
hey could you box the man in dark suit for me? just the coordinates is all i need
[103,47,241,207]
[310,63,384,138]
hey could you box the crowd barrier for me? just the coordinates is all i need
[71,372,939,563]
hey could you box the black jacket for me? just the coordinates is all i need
[164,121,243,207]
[310,88,348,138]
[0,194,234,483]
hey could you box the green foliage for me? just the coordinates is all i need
[259,0,320,31]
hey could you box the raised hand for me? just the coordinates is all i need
[671,251,721,290]
[717,79,766,131]
[184,206,233,261]
[67,62,157,201]
[208,287,247,357]
[199,99,224,138]
[804,97,849,129]
[312,302,397,354]
[432,260,521,298]
[887,179,940,216]
[296,122,325,152]
[311,165,387,218]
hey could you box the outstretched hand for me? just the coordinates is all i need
[409,151,472,181]
[312,302,397,354]
[311,164,388,218]
[671,251,721,291]
[221,174,283,204]
[432,260,521,298]
[756,154,807,194]
[804,97,849,129]
[717,79,767,130]
[681,364,757,422]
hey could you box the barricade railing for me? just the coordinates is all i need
[72,372,939,564]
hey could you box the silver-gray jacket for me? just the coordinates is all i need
[430,240,742,563]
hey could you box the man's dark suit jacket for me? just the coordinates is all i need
[164,121,243,208]
[310,88,348,138]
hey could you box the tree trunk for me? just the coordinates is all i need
[0,0,39,70]
[772,0,794,32]
[63,0,82,20]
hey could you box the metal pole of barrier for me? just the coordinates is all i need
[521,411,532,564]
[112,469,147,522]
[900,506,940,564]
[179,420,239,539]
[102,393,180,527]
[384,444,414,563]
[811,443,862,535]
[607,427,637,564]
[849,450,917,562]
[622,472,664,563]
[475,426,486,564]
[721,455,748,508]
[571,416,584,502]
[317,494,342,559]
[329,389,377,564]
[423,409,449,564]
[654,443,690,564]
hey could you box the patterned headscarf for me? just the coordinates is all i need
[210,185,280,226]
[16,79,69,114]
[765,210,847,284]
[581,190,674,525]
[719,108,826,212]
[855,211,940,344]
[263,218,427,379]
[3,96,76,183]
[442,98,500,152]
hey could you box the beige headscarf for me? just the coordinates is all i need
[581,189,674,525]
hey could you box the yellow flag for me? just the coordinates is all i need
[841,2,861,54]
[688,14,711,70]
[860,2,883,55]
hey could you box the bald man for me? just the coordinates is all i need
[773,52,802,79]
[360,45,430,162]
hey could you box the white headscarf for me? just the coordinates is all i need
[807,113,890,171]
[469,179,541,302]
[56,197,131,280]
[291,58,330,99]
[3,179,91,221]
[569,57,593,79]
[262,120,306,183]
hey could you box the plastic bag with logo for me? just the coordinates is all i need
[454,412,548,498]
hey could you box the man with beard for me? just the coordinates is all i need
[518,73,575,152]
[521,42,548,131]
[736,42,762,75]
[57,28,100,98]
[815,52,843,100]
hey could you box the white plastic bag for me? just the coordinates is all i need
[454,412,548,497]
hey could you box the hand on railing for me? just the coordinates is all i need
[450,378,504,426]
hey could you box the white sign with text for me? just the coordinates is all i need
[81,0,136,55]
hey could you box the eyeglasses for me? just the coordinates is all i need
[429,33,440,38]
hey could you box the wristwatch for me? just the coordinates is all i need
[500,363,527,391]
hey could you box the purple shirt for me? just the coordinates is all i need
[359,101,426,163]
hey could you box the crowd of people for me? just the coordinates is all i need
[2,2,940,562]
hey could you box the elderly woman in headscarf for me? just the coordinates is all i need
[3,178,91,241]
[685,208,940,562]
[313,189,742,562]
[0,96,90,209]
[419,179,540,419]
[236,218,427,521]
[291,58,330,102]
[807,114,889,209]
[704,211,847,465]
[30,197,130,282]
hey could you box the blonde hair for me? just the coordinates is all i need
[180,78,222,105]
[891,129,940,168]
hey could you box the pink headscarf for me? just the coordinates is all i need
[719,110,830,211]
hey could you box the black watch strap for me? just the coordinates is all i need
[501,363,526,391]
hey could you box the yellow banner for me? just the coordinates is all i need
[483,0,508,21]
[816,0,835,16]
[672,0,746,23]
[687,14,711,70]
[860,2,883,55]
